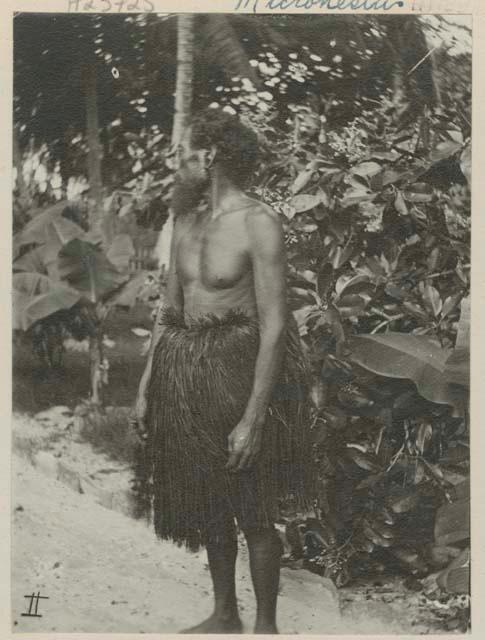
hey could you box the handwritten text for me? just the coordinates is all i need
[22,592,49,618]
[67,0,155,12]
[235,0,405,12]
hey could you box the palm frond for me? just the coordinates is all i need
[201,15,261,88]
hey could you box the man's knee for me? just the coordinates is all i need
[206,515,238,547]
[243,526,284,556]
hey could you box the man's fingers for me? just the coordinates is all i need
[139,421,148,441]
[130,415,148,442]
[225,451,240,470]
[236,451,251,472]
[245,452,258,470]
[245,447,261,470]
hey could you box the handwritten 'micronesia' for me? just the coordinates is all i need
[235,0,405,11]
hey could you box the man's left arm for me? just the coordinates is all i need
[226,209,287,472]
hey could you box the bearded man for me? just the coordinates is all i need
[133,107,313,634]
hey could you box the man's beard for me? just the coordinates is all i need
[170,171,209,217]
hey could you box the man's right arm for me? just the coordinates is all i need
[134,214,183,417]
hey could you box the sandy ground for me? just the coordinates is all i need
[10,405,443,635]
[11,452,425,635]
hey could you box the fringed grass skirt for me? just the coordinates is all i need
[136,307,314,551]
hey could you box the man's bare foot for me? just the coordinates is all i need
[180,613,243,634]
[254,623,279,634]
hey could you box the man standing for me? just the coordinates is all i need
[133,108,313,634]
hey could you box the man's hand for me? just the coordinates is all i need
[225,418,263,472]
[130,387,149,442]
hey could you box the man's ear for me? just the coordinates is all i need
[205,146,218,169]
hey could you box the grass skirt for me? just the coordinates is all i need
[135,307,314,551]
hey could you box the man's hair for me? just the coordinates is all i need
[190,108,259,187]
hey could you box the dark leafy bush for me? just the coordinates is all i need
[246,92,470,593]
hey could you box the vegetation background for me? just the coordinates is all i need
[12,11,471,631]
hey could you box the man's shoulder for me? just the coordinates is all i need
[242,198,282,232]
[242,200,285,257]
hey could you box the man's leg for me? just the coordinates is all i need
[244,526,283,634]
[181,516,242,633]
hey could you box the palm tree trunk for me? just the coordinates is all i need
[456,296,470,350]
[171,14,195,147]
[83,60,108,404]
[429,50,442,106]
[385,27,406,109]
[156,15,195,275]
[89,305,110,406]
[89,332,105,406]
[84,63,105,242]
[13,129,30,207]
[13,128,32,233]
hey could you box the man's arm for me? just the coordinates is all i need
[226,208,287,471]
[145,217,183,371]
[133,215,183,424]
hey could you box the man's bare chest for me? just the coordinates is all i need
[176,215,251,290]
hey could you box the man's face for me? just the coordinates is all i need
[171,128,210,215]
[176,129,210,187]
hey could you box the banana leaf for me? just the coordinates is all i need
[13,201,85,259]
[347,333,468,408]
[58,238,129,303]
[444,347,470,387]
[109,270,159,308]
[106,233,135,273]
[13,273,82,331]
[437,547,470,594]
[435,498,470,546]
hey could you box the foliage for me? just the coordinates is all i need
[239,63,471,595]
[299,330,469,585]
[12,198,157,403]
[252,93,470,345]
[14,13,452,235]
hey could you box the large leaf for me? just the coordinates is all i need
[346,448,381,473]
[13,246,49,275]
[351,161,382,178]
[435,498,470,546]
[444,348,470,387]
[430,140,463,163]
[421,282,442,317]
[317,263,333,300]
[58,239,128,303]
[289,286,317,310]
[403,182,435,204]
[14,272,65,298]
[443,296,471,388]
[363,520,393,548]
[341,188,376,209]
[290,194,322,213]
[460,143,471,186]
[13,201,85,258]
[106,234,135,273]
[336,294,368,316]
[387,491,420,514]
[110,271,160,308]
[455,296,470,349]
[13,272,81,331]
[436,547,470,595]
[347,333,461,407]
[291,169,315,195]
[335,274,371,298]
[13,290,29,330]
